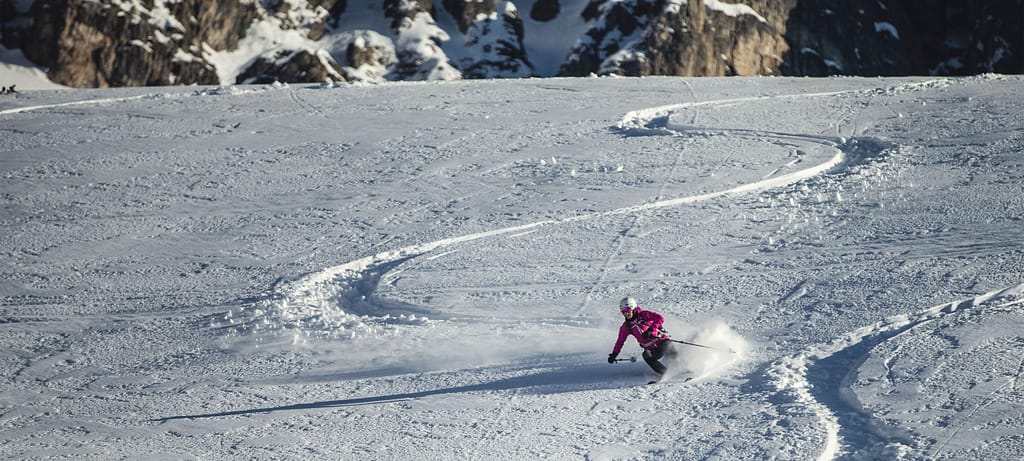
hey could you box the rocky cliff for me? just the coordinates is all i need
[1,0,1020,88]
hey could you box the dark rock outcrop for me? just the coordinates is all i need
[530,0,561,22]
[236,49,344,84]
[1,0,1020,87]
[4,0,261,87]
[561,0,787,76]
[781,0,1024,76]
[560,0,1022,77]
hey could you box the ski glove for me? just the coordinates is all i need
[642,329,656,339]
[607,353,618,364]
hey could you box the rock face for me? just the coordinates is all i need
[383,0,462,80]
[457,1,534,78]
[781,0,1024,76]
[560,0,1023,77]
[1,0,1020,87]
[236,49,345,84]
[7,0,263,87]
[561,0,787,76]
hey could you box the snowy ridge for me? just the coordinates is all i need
[765,283,1024,460]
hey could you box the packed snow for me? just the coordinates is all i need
[0,47,66,91]
[1,73,1023,460]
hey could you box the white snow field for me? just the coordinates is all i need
[1,75,1023,460]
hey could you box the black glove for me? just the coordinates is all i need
[607,353,618,364]
[642,330,655,339]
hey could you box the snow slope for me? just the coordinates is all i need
[1,75,1023,460]
[0,46,66,91]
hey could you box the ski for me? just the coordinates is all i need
[646,376,693,385]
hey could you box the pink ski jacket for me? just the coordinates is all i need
[611,307,667,354]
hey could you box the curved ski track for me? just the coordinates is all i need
[235,90,865,339]
[11,77,1020,460]
[765,284,1024,461]
[227,83,1012,460]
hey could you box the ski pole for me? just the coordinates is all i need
[614,356,637,363]
[665,338,737,354]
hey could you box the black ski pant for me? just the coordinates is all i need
[642,340,676,375]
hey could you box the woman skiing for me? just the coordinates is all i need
[607,297,676,376]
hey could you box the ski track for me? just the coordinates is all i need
[230,89,862,338]
[766,284,1024,461]
[217,79,997,459]
[3,72,1020,460]
[0,84,285,116]
[10,79,970,459]
[930,349,1024,458]
[0,94,160,115]
[222,87,859,458]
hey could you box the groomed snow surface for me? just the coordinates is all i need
[2,75,1023,460]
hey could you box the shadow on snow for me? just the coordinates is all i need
[153,362,643,422]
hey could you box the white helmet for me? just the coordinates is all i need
[619,297,638,311]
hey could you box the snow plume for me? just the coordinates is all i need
[665,320,749,382]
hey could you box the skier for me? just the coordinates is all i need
[607,297,676,376]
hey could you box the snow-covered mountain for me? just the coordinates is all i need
[1,74,1022,459]
[1,0,1021,87]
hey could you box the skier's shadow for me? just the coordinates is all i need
[153,362,642,422]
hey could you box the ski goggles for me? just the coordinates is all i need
[620,306,634,314]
